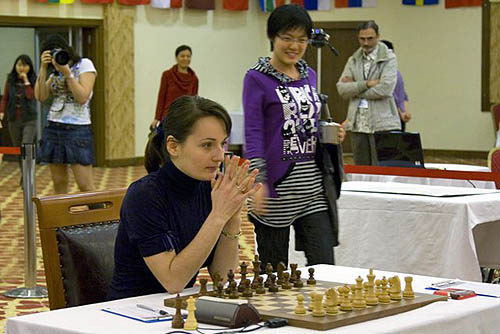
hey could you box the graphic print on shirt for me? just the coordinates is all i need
[275,84,321,161]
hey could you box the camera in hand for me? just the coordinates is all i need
[51,48,70,66]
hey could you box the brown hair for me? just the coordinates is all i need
[144,95,232,173]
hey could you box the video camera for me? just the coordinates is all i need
[310,28,339,56]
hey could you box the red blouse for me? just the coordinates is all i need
[154,65,198,121]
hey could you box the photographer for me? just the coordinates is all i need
[34,35,97,194]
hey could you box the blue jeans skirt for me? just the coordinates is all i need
[38,121,95,166]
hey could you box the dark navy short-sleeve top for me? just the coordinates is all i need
[107,160,215,300]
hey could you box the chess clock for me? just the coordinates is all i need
[195,296,261,328]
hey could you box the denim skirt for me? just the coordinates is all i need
[38,121,95,165]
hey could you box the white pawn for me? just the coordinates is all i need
[295,294,306,314]
[183,296,198,330]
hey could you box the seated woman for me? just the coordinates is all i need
[108,96,261,299]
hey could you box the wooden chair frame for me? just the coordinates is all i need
[34,188,126,310]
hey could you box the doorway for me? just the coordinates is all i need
[304,21,363,153]
[0,16,105,166]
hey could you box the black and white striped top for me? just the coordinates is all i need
[248,159,329,228]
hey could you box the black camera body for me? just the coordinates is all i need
[310,28,329,47]
[51,48,70,66]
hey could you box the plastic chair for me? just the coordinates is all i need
[35,188,126,310]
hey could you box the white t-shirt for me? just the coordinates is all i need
[48,58,97,125]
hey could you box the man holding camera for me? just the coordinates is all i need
[336,21,401,165]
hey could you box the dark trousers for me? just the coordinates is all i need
[8,119,36,174]
[250,210,335,273]
[351,132,378,166]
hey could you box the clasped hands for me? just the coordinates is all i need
[211,155,262,220]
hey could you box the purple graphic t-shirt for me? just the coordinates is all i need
[243,57,328,227]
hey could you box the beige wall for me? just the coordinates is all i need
[0,0,491,156]
[134,0,269,155]
[310,1,489,152]
[134,1,490,156]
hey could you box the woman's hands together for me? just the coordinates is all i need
[210,155,262,223]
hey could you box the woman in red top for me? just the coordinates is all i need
[151,45,199,129]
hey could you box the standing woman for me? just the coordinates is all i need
[151,45,198,129]
[34,35,97,194]
[243,4,342,272]
[0,55,37,181]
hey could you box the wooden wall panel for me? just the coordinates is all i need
[103,3,135,161]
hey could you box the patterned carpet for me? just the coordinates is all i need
[0,155,489,333]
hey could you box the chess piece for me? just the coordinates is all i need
[282,272,292,289]
[290,263,298,284]
[183,296,197,330]
[277,262,286,286]
[352,276,367,309]
[294,270,304,288]
[375,279,382,298]
[295,294,306,314]
[172,294,185,328]
[199,278,208,296]
[256,276,266,294]
[264,263,273,288]
[216,282,225,298]
[251,255,261,289]
[242,279,253,297]
[378,277,391,304]
[268,274,279,293]
[389,276,402,301]
[326,288,339,315]
[308,292,315,311]
[403,276,415,300]
[365,268,378,306]
[339,286,353,311]
[238,262,248,292]
[307,268,316,285]
[229,281,240,299]
[212,272,221,296]
[312,292,326,317]
[226,269,235,294]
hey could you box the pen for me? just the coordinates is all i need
[431,279,459,287]
[136,304,169,316]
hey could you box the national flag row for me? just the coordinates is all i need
[35,0,483,11]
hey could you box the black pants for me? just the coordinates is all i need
[250,210,335,273]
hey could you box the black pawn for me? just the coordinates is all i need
[268,273,279,293]
[307,268,316,285]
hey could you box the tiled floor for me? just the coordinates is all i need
[0,155,489,333]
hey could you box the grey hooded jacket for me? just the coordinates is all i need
[336,42,401,132]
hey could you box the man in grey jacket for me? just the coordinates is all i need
[337,21,401,165]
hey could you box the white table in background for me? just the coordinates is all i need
[346,163,495,189]
[6,265,500,334]
[290,182,500,281]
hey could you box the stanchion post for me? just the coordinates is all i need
[4,143,47,298]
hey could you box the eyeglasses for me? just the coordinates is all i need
[277,35,309,45]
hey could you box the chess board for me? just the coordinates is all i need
[164,280,448,331]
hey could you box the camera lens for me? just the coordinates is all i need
[51,48,70,66]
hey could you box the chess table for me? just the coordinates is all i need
[6,265,500,334]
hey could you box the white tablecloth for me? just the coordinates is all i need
[6,265,500,334]
[346,163,496,189]
[290,182,500,281]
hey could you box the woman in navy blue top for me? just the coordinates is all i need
[108,96,261,300]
